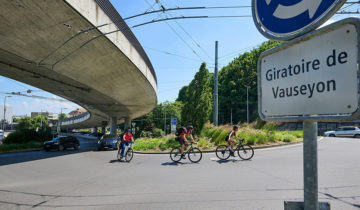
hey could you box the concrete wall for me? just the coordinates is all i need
[0,0,157,129]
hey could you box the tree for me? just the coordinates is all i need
[58,113,67,119]
[18,117,33,131]
[133,101,183,134]
[181,63,212,134]
[176,86,188,103]
[217,40,281,124]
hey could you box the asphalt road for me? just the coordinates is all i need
[0,137,359,210]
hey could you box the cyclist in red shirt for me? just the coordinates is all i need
[120,129,134,159]
[179,126,196,159]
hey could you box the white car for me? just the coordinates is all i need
[324,126,360,138]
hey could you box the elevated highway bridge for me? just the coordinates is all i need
[0,0,157,133]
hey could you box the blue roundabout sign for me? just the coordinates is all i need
[252,0,347,40]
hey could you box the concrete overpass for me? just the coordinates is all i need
[0,0,157,133]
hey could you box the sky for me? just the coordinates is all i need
[0,0,359,116]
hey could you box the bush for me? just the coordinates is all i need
[283,134,296,142]
[139,131,152,138]
[0,141,42,153]
[3,132,27,144]
[133,139,159,150]
[159,139,179,150]
[153,128,164,138]
[262,123,278,131]
[197,138,214,149]
[254,117,266,129]
[214,130,229,145]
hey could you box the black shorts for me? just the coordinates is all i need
[176,137,186,146]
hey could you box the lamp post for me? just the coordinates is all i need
[2,96,12,140]
[57,107,67,134]
[246,86,249,124]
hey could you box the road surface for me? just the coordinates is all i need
[0,137,359,209]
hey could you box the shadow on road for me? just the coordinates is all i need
[161,161,193,166]
[322,192,360,208]
[0,136,99,166]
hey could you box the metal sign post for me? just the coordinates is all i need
[255,18,360,210]
[303,121,318,210]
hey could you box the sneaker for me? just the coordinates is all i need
[221,150,225,155]
[181,154,186,159]
[230,151,235,157]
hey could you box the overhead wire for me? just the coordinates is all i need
[143,0,207,63]
[158,1,213,62]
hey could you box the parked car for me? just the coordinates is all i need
[97,134,119,150]
[44,136,80,151]
[324,126,360,138]
[90,133,103,138]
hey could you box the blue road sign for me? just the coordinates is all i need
[171,118,177,125]
[252,0,346,40]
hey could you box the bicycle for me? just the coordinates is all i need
[117,141,134,162]
[170,142,202,163]
[215,139,254,160]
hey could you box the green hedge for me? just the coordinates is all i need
[3,132,27,144]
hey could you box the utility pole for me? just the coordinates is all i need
[2,96,11,132]
[246,86,249,124]
[164,105,166,136]
[40,109,43,127]
[230,108,233,126]
[213,41,219,126]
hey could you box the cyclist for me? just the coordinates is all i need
[179,126,196,159]
[225,125,241,157]
[120,129,134,159]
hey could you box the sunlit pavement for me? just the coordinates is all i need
[0,137,359,210]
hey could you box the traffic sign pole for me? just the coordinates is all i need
[303,121,319,210]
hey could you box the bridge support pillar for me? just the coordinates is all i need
[101,127,106,134]
[124,117,131,130]
[110,117,117,135]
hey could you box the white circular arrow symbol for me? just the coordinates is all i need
[266,0,323,19]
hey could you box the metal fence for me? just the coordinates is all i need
[59,112,90,126]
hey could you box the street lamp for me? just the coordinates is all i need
[241,85,250,124]
[2,96,12,140]
[57,107,68,134]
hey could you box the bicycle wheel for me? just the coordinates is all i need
[188,147,202,163]
[125,148,134,162]
[215,145,231,160]
[237,145,254,160]
[170,147,182,162]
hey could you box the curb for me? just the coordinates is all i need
[0,148,43,154]
[133,139,307,155]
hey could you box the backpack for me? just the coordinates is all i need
[175,127,187,137]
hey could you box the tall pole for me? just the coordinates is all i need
[303,121,319,210]
[213,41,219,126]
[230,108,233,126]
[246,86,249,124]
[2,96,6,131]
[2,96,7,141]
[40,109,43,127]
[164,105,167,136]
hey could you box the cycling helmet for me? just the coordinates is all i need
[127,129,132,132]
[187,125,194,130]
[233,125,239,130]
